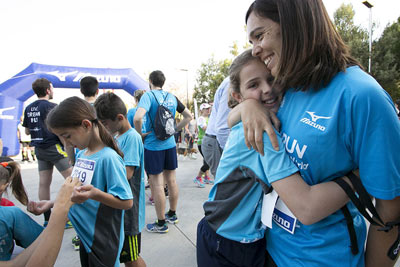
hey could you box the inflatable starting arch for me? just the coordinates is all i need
[0,63,149,156]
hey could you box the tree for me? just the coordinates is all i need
[192,56,231,105]
[372,17,400,99]
[334,3,369,69]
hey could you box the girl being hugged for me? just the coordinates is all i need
[46,97,133,267]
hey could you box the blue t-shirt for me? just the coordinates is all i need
[22,99,61,148]
[267,66,400,266]
[117,128,145,235]
[203,122,298,243]
[127,107,148,133]
[137,90,178,151]
[0,206,43,260]
[68,147,133,267]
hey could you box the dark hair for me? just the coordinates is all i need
[133,90,145,103]
[0,160,28,206]
[32,78,51,97]
[246,0,361,91]
[80,76,99,97]
[149,70,166,88]
[46,96,123,158]
[94,92,127,120]
[229,49,260,95]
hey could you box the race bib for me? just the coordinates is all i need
[272,198,297,234]
[261,190,279,229]
[71,158,95,186]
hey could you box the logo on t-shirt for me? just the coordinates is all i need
[300,111,331,132]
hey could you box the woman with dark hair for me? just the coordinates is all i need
[229,0,400,266]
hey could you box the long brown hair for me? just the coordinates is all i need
[0,161,28,205]
[246,0,361,91]
[46,96,123,158]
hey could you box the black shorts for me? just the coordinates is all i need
[119,233,141,263]
[196,217,266,267]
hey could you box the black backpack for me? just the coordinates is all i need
[149,91,176,141]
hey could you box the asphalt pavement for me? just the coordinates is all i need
[10,153,208,267]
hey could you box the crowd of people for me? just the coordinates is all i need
[1,0,400,266]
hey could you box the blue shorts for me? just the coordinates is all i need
[144,147,178,175]
[196,217,265,267]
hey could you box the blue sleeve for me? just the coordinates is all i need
[104,155,133,200]
[348,81,400,199]
[137,92,152,112]
[127,109,135,128]
[121,133,141,168]
[260,130,299,184]
[6,207,43,248]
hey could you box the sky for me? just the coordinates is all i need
[0,0,399,101]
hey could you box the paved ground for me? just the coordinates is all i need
[9,153,208,267]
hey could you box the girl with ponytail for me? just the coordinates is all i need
[0,158,43,260]
[46,96,133,267]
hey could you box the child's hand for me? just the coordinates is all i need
[27,200,53,215]
[71,184,97,204]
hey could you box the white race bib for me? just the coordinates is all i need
[261,190,279,229]
[272,198,297,234]
[71,158,95,186]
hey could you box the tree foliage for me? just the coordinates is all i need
[334,4,400,100]
[192,56,231,105]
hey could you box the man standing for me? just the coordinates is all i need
[80,76,99,104]
[22,78,72,226]
[201,77,231,178]
[134,70,191,233]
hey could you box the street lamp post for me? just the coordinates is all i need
[362,1,373,73]
[180,68,189,108]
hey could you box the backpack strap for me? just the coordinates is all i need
[334,172,400,260]
[148,91,171,133]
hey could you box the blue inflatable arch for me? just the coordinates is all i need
[0,62,149,156]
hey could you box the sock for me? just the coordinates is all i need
[44,209,51,222]
[168,210,176,217]
[157,219,166,226]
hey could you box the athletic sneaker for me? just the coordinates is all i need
[148,196,154,206]
[203,176,214,185]
[72,236,80,251]
[193,176,205,188]
[65,221,74,229]
[165,213,179,224]
[146,221,169,233]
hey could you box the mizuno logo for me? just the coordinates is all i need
[305,111,331,122]
[0,107,15,120]
[300,111,331,132]
[46,71,78,81]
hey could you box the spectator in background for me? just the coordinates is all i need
[134,70,191,234]
[17,118,35,163]
[80,76,99,105]
[201,78,231,178]
[193,103,212,188]
[184,114,197,159]
[22,78,72,227]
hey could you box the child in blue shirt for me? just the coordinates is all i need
[197,50,352,267]
[95,92,146,267]
[46,96,133,267]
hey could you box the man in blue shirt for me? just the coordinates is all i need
[134,70,191,233]
[201,77,231,178]
[22,78,72,226]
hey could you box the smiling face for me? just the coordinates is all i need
[52,124,91,150]
[234,59,282,113]
[247,12,282,77]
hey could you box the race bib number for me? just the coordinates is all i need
[272,198,297,234]
[261,190,279,229]
[71,158,95,186]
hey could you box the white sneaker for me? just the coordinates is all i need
[190,154,197,160]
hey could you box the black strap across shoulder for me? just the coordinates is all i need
[334,172,400,260]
